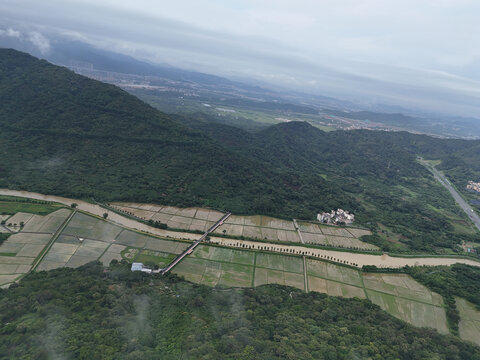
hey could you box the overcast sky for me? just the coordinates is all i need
[1,0,480,117]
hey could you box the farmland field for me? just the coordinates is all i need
[192,245,255,265]
[0,200,463,337]
[62,212,123,241]
[109,202,376,249]
[457,297,480,346]
[254,267,305,290]
[0,232,54,285]
[215,215,300,243]
[34,211,192,271]
[110,202,223,230]
[172,257,254,287]
[298,221,377,250]
[22,209,72,233]
[306,259,363,287]
[304,260,449,333]
[366,290,449,334]
[362,273,444,306]
[363,273,448,334]
[99,244,126,266]
[256,253,304,273]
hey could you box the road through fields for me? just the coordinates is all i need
[2,189,480,269]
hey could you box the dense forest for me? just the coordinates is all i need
[1,261,479,360]
[1,49,480,253]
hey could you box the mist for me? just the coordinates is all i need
[1,0,480,117]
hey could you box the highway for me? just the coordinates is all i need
[420,159,480,232]
[161,212,231,275]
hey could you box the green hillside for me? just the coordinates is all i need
[2,262,479,360]
[0,49,350,219]
[1,49,479,253]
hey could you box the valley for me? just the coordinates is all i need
[1,49,480,357]
[2,192,480,344]
[2,1,480,357]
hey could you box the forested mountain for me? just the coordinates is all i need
[0,49,348,219]
[2,261,479,360]
[1,49,480,253]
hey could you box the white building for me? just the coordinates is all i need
[317,209,354,225]
[131,262,152,273]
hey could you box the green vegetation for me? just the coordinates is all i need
[0,199,64,216]
[134,250,174,267]
[0,49,353,223]
[1,49,480,254]
[405,264,480,335]
[0,234,10,247]
[1,261,479,359]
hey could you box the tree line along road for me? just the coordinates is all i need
[1,189,480,269]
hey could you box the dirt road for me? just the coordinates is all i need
[209,237,480,268]
[0,189,199,241]
[2,189,479,269]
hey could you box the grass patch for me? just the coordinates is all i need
[0,201,64,216]
[134,250,175,266]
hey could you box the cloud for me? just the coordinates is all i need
[0,26,50,54]
[0,27,20,38]
[28,31,50,54]
[1,0,480,117]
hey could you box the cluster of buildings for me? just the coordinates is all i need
[317,209,355,225]
[466,181,480,193]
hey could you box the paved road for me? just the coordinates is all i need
[420,160,480,232]
[161,212,231,274]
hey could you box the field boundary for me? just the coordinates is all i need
[303,256,308,293]
[251,253,257,287]
[32,209,76,271]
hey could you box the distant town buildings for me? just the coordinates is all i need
[317,209,355,225]
[467,181,480,193]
